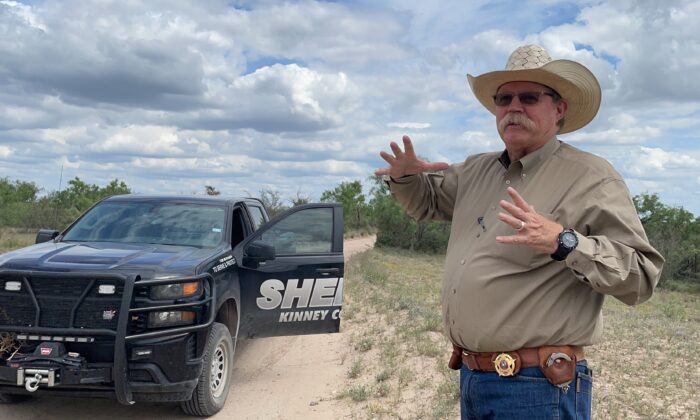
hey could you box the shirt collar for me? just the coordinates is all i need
[497,136,560,172]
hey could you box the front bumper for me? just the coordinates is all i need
[0,270,216,404]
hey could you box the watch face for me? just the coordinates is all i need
[561,232,577,248]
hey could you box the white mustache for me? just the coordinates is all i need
[499,113,536,132]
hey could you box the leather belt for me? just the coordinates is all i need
[452,345,584,377]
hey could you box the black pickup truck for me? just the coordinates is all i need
[0,195,344,416]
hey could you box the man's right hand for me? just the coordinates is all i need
[375,135,449,179]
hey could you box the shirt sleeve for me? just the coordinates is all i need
[386,167,459,222]
[565,178,664,306]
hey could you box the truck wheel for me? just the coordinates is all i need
[180,322,234,416]
[0,393,32,403]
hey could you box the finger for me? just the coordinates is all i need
[506,187,532,212]
[374,167,390,176]
[379,150,398,165]
[499,200,529,221]
[402,135,416,158]
[497,212,525,231]
[495,234,525,245]
[389,141,404,159]
[424,161,450,171]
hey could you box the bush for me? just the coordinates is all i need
[634,193,700,288]
[370,175,449,253]
[320,180,372,233]
[0,177,131,231]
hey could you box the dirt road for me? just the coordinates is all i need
[0,235,376,420]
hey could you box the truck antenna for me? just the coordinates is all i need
[51,164,64,229]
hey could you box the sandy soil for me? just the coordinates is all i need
[0,235,376,420]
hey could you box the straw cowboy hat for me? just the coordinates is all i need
[467,44,601,134]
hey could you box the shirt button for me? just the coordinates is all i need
[505,180,511,185]
[572,261,578,266]
[460,259,466,265]
[452,289,456,294]
[522,173,527,178]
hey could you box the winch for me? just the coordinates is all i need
[6,342,85,392]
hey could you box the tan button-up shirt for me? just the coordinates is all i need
[389,138,663,352]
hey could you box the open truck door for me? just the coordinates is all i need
[235,204,344,338]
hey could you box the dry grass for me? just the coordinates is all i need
[588,292,700,419]
[0,228,35,254]
[342,248,700,419]
[341,248,459,419]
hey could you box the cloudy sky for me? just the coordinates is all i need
[1,0,699,214]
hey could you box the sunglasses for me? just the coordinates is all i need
[492,91,555,107]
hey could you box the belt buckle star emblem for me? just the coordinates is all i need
[493,353,517,377]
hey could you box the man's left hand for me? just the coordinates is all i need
[496,187,562,254]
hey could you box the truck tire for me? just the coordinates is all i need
[0,393,32,403]
[180,322,234,416]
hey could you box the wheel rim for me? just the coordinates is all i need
[210,340,229,398]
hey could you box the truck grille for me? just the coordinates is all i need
[0,275,124,331]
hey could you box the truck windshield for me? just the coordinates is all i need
[62,201,226,248]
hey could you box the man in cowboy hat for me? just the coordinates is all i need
[376,45,663,419]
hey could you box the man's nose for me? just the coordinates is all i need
[506,95,525,111]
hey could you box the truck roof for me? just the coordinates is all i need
[103,194,264,207]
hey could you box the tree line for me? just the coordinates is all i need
[0,177,131,230]
[1,176,697,289]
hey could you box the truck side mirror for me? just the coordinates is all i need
[35,229,60,244]
[245,240,275,261]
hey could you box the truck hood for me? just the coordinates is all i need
[0,241,220,278]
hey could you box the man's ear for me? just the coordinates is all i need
[557,99,568,120]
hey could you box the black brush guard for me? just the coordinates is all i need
[0,270,216,405]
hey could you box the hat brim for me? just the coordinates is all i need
[467,59,601,134]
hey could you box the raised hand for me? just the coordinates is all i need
[375,135,450,179]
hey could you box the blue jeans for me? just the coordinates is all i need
[460,362,592,419]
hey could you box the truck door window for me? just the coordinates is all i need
[248,205,266,230]
[231,208,246,247]
[258,207,332,255]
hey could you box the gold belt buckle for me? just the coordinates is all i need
[493,353,516,377]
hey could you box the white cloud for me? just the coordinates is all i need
[95,126,184,156]
[629,147,699,176]
[0,105,48,129]
[387,122,431,129]
[39,126,90,147]
[564,126,662,144]
[55,155,81,170]
[426,99,462,112]
[131,156,249,174]
[0,145,12,158]
[227,1,410,65]
[538,0,700,103]
[185,64,358,132]
[459,130,501,152]
[0,0,47,32]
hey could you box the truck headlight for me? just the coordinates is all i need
[150,281,200,300]
[148,310,196,328]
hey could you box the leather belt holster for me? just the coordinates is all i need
[448,344,584,386]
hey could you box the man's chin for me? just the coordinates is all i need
[499,130,530,143]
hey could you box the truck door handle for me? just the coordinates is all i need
[316,268,339,276]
